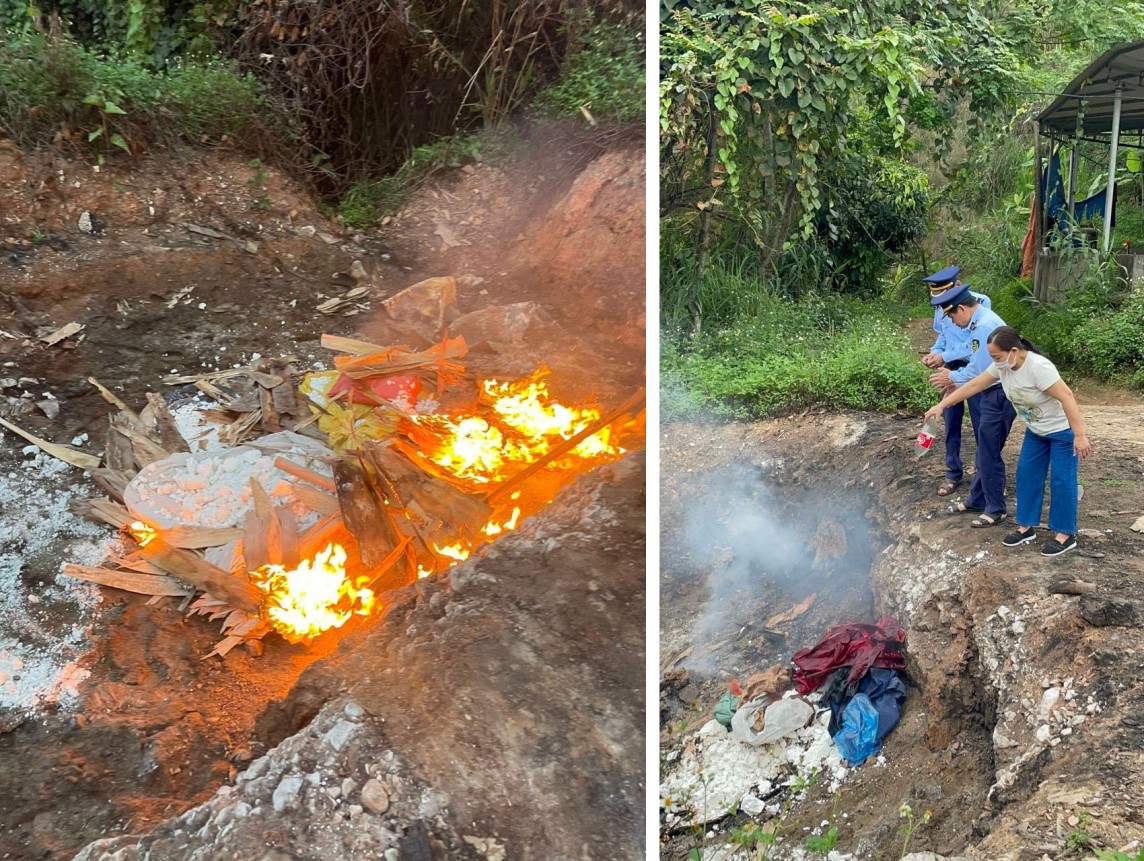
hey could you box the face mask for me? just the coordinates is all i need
[992,350,1015,372]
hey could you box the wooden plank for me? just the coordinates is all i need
[320,334,393,356]
[79,498,133,528]
[104,422,136,472]
[242,480,275,571]
[277,506,299,569]
[259,384,281,433]
[90,467,133,503]
[333,459,399,568]
[139,536,262,613]
[113,421,169,469]
[273,456,336,492]
[145,393,191,453]
[289,482,341,516]
[163,525,245,549]
[62,564,192,596]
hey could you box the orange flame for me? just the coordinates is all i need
[410,371,624,488]
[128,521,159,547]
[248,543,377,643]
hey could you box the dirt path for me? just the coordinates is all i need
[1,134,645,860]
[660,401,1144,860]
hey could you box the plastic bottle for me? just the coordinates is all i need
[914,417,938,459]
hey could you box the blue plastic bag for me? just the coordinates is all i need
[833,693,880,765]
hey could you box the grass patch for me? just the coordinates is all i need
[662,288,933,421]
[0,34,280,155]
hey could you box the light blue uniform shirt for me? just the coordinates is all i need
[948,304,1008,386]
[931,291,991,363]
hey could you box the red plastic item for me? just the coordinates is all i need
[329,374,421,406]
[791,616,907,695]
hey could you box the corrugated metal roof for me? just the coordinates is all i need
[1038,41,1144,134]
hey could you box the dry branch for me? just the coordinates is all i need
[0,416,101,470]
[62,564,193,597]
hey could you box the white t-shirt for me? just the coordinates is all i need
[986,352,1070,435]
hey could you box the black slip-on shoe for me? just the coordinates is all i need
[1002,528,1038,547]
[1041,535,1078,557]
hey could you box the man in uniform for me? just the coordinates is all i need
[928,284,1016,528]
[921,266,993,497]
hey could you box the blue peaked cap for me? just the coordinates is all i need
[930,284,972,310]
[922,265,960,285]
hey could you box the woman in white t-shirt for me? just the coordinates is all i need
[924,326,1092,557]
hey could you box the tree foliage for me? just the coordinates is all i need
[659,0,1026,327]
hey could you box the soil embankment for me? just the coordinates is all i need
[0,129,645,860]
[661,401,1144,860]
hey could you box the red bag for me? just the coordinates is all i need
[329,374,421,406]
[791,616,907,695]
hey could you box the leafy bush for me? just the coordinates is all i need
[662,288,933,421]
[1071,290,1144,380]
[821,156,931,295]
[0,35,279,154]
[334,130,512,227]
[532,15,644,124]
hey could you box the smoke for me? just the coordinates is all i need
[676,463,875,677]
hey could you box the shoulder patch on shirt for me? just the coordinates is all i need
[971,339,980,353]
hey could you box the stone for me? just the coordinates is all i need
[324,719,356,752]
[1039,687,1061,717]
[1077,528,1105,539]
[1035,725,1052,744]
[739,794,766,816]
[360,779,390,815]
[271,775,303,813]
[1079,595,1140,627]
[1131,515,1144,533]
[343,700,366,720]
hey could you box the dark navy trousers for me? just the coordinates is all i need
[964,384,1017,517]
[942,359,980,483]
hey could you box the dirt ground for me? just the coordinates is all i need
[660,382,1144,859]
[0,127,644,860]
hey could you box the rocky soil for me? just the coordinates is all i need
[0,125,645,860]
[660,400,1144,861]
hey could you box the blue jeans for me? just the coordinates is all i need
[964,385,1017,517]
[1015,427,1078,535]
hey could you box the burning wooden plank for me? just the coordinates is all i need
[333,459,402,569]
[486,387,645,504]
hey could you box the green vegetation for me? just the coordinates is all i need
[663,275,932,421]
[0,35,274,155]
[2,0,643,212]
[532,14,645,124]
[661,0,1144,424]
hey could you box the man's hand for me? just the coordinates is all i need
[929,368,952,389]
[922,352,944,369]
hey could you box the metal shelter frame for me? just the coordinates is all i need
[1034,41,1144,283]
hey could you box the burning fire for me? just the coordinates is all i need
[248,543,377,644]
[128,521,158,547]
[410,371,624,487]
